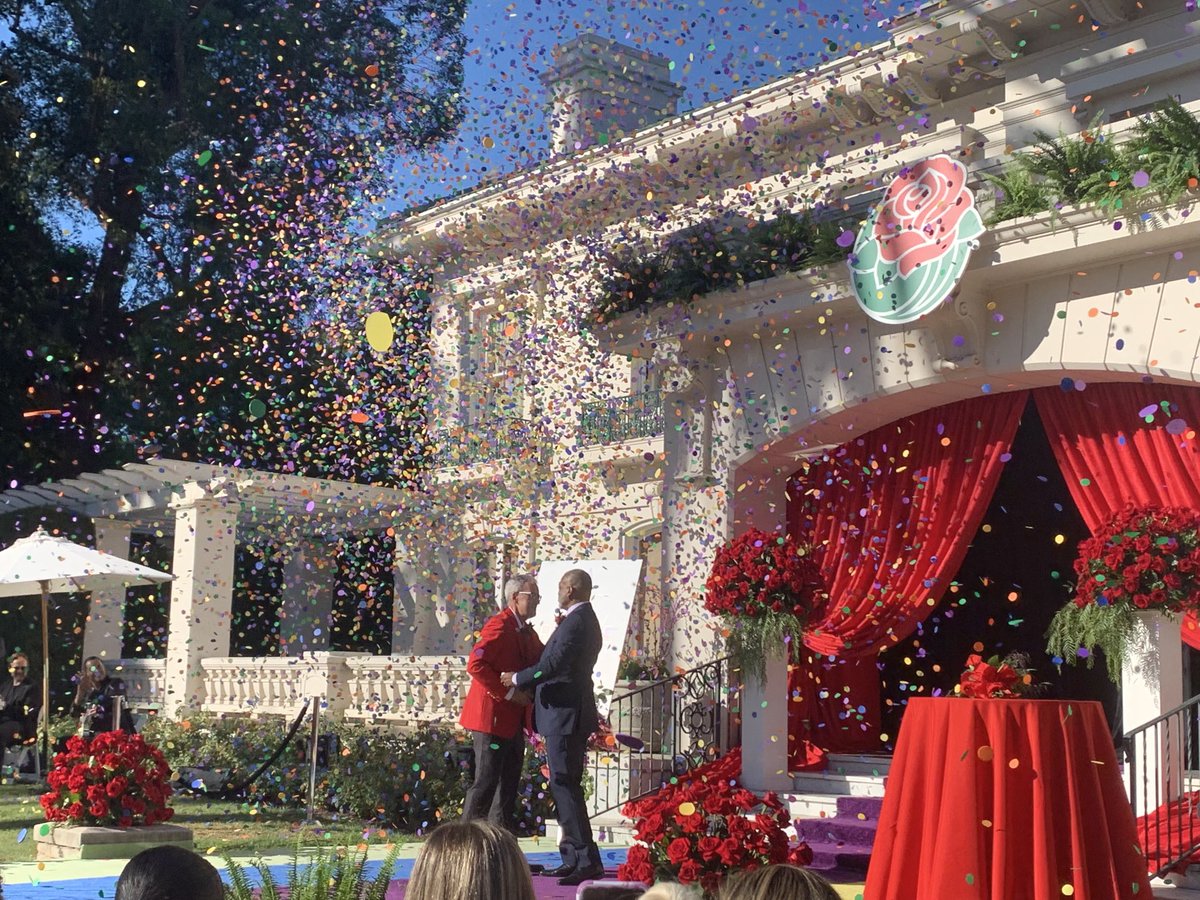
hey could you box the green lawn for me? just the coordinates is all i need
[0,781,402,863]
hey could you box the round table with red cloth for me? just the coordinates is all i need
[863,698,1149,900]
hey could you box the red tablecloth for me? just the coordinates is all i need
[863,698,1149,900]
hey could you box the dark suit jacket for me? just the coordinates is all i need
[515,602,602,736]
[0,678,37,729]
[459,606,544,739]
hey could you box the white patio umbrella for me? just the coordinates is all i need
[0,527,174,761]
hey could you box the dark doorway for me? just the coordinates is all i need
[878,397,1120,747]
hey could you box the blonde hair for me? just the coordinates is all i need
[719,865,840,900]
[405,821,536,900]
[640,883,704,900]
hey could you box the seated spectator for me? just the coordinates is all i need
[719,864,840,900]
[115,846,224,900]
[71,657,135,740]
[640,882,704,900]
[0,653,38,749]
[406,820,536,900]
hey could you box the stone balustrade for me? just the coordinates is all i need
[117,654,472,728]
[197,652,358,718]
[113,659,167,710]
[343,655,471,729]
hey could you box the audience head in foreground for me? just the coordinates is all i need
[720,864,841,900]
[638,882,705,900]
[406,820,536,900]
[115,846,224,900]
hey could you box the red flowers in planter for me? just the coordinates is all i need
[41,731,174,827]
[704,529,823,621]
[958,654,1032,699]
[616,748,806,893]
[1072,505,1200,612]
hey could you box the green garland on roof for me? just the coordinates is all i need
[591,211,851,324]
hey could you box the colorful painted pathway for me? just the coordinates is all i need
[0,841,868,900]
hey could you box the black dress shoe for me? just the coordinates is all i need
[558,865,605,886]
[528,864,545,875]
[544,864,576,878]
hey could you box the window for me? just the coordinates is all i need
[466,305,528,424]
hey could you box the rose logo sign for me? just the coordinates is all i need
[849,154,984,324]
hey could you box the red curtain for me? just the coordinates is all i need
[1033,381,1200,647]
[786,391,1028,761]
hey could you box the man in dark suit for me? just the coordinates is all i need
[458,574,545,832]
[0,652,38,749]
[502,568,604,886]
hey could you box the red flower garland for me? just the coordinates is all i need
[1072,505,1200,612]
[704,529,824,621]
[40,731,174,827]
[616,748,810,892]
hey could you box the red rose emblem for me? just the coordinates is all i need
[788,842,815,866]
[873,156,973,277]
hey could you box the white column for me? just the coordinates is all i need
[1122,610,1185,816]
[730,467,793,793]
[164,499,237,719]
[279,538,335,655]
[83,519,135,662]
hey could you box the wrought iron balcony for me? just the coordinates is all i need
[579,391,664,446]
[429,417,531,468]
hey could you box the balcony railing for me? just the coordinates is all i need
[343,655,471,728]
[429,417,531,467]
[580,391,664,446]
[114,659,166,710]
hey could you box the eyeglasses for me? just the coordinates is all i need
[10,666,26,671]
[516,591,538,597]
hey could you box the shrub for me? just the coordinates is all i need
[224,842,399,900]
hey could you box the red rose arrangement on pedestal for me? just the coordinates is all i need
[40,731,174,827]
[957,653,1039,699]
[705,528,826,681]
[1048,505,1200,681]
[616,748,810,894]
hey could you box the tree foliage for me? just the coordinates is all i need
[0,0,464,484]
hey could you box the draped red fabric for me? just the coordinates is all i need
[1032,381,1200,648]
[786,391,1028,761]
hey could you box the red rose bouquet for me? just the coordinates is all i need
[40,731,174,827]
[957,652,1039,699]
[617,748,810,894]
[1047,505,1200,682]
[705,528,826,681]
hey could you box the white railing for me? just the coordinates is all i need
[343,655,470,729]
[114,659,166,709]
[199,652,357,718]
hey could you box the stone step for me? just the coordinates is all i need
[835,795,885,820]
[784,792,841,819]
[791,771,887,797]
[796,816,879,850]
[804,840,872,873]
[825,753,894,778]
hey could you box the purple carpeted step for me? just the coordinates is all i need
[795,817,878,849]
[803,841,873,873]
[835,795,885,820]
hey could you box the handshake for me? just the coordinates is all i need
[501,672,533,707]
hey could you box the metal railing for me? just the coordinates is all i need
[430,417,531,467]
[1124,693,1200,879]
[580,391,664,446]
[588,656,740,818]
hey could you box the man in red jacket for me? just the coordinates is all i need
[459,572,545,831]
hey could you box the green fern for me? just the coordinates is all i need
[1045,601,1137,683]
[981,166,1053,225]
[1130,97,1200,202]
[1019,115,1131,208]
[223,842,400,900]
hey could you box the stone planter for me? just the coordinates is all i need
[34,822,194,860]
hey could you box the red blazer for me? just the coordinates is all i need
[459,606,544,739]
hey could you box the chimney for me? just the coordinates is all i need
[541,34,683,154]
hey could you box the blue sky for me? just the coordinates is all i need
[391,0,892,208]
